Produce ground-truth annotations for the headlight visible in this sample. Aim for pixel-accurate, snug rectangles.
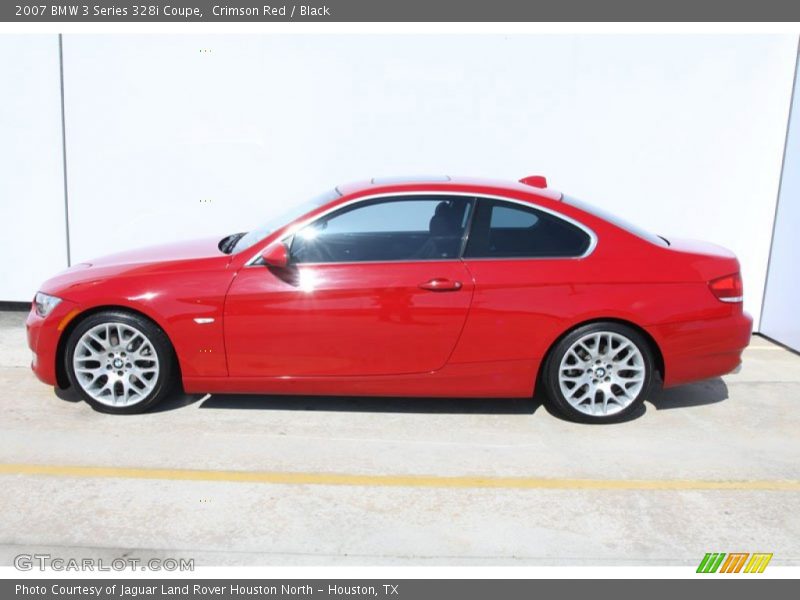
[34,292,62,318]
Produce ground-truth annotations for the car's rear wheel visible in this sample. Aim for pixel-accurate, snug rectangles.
[65,310,176,414]
[543,322,655,423]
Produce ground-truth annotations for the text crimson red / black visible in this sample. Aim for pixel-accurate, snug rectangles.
[213,5,332,17]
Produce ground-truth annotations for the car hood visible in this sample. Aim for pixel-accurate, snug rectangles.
[40,237,226,296]
[82,237,225,267]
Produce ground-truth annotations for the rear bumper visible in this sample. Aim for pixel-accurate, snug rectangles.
[25,299,79,387]
[649,310,753,388]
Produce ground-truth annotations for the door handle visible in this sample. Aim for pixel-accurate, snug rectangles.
[419,278,463,291]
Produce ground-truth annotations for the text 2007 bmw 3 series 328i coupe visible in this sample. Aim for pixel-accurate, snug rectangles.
[26,175,751,422]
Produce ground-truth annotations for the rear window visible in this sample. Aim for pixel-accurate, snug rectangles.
[562,195,668,247]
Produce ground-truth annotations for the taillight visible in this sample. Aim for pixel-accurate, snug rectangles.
[709,272,743,303]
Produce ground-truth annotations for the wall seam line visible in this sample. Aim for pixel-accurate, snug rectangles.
[58,33,71,267]
[759,35,800,330]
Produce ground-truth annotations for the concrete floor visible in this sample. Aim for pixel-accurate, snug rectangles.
[0,310,798,566]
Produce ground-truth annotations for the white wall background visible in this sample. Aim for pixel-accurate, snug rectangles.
[0,35,68,301]
[2,34,798,331]
[761,57,800,350]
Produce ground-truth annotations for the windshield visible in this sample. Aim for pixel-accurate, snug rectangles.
[562,194,668,247]
[231,188,341,254]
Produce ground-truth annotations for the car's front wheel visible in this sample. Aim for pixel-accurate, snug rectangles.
[543,322,655,423]
[65,310,176,414]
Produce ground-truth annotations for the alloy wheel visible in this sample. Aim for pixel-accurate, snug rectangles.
[72,322,160,407]
[557,331,646,417]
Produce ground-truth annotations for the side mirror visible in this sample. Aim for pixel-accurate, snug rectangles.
[260,243,289,269]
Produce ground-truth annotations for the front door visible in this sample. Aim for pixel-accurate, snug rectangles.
[224,195,475,377]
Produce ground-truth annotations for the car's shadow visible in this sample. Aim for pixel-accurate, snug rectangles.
[141,376,729,421]
[154,391,546,415]
[648,377,729,410]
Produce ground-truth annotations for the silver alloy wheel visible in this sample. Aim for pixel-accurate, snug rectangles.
[72,322,160,407]
[558,331,646,417]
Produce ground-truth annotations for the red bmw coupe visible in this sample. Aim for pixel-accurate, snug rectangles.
[26,175,751,422]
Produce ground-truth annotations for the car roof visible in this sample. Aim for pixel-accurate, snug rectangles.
[336,175,563,202]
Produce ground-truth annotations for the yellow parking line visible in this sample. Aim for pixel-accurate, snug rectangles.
[0,463,798,491]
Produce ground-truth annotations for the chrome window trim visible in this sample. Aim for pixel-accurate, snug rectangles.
[245,191,598,267]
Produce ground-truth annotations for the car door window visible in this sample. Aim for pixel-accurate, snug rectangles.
[290,196,473,263]
[464,198,591,258]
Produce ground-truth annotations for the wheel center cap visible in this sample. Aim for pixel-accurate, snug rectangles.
[595,367,606,378]
[112,358,124,369]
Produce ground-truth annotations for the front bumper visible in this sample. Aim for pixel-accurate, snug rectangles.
[26,299,80,386]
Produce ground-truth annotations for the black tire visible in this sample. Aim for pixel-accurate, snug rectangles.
[64,310,176,414]
[542,322,655,423]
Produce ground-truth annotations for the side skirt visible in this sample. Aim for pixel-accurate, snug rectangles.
[182,359,538,398]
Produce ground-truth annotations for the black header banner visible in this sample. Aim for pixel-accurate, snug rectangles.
[3,0,800,22]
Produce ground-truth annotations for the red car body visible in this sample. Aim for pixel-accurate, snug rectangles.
[26,176,752,399]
